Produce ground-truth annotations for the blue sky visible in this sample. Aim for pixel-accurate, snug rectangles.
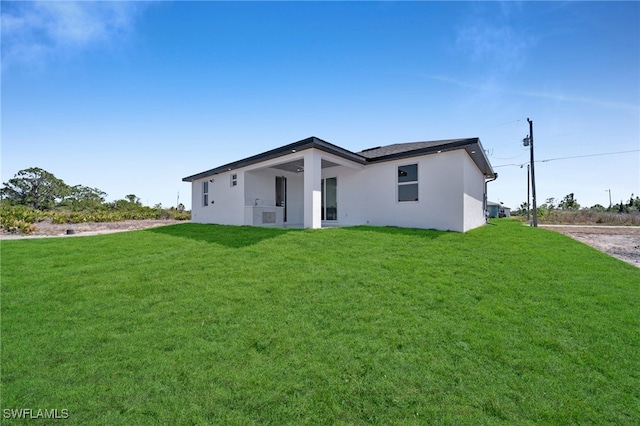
[2,1,638,210]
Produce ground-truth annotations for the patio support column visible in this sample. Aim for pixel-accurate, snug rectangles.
[303,150,322,229]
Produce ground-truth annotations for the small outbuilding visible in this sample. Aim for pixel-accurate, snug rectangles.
[487,201,511,218]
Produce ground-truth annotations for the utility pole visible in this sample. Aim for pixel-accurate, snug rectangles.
[523,118,537,227]
[606,189,612,209]
[527,164,531,221]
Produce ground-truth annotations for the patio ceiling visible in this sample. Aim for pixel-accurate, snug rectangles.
[270,159,340,174]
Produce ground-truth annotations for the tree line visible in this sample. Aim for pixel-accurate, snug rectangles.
[510,192,640,226]
[1,167,189,233]
[512,192,640,216]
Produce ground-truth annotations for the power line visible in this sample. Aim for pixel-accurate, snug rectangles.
[540,149,640,163]
[490,152,528,160]
[479,119,523,131]
[493,163,523,168]
[493,149,640,168]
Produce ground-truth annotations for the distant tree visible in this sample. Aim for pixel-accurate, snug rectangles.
[627,194,640,211]
[0,167,69,210]
[613,200,629,213]
[534,197,560,219]
[559,193,580,210]
[125,194,141,205]
[511,201,530,216]
[546,197,556,209]
[61,185,107,211]
[590,204,607,212]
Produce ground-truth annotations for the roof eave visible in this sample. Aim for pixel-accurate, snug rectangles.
[365,138,496,179]
[363,138,476,163]
[467,139,497,179]
[182,136,366,182]
[182,136,497,182]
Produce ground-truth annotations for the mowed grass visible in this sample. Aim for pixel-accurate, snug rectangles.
[1,220,638,424]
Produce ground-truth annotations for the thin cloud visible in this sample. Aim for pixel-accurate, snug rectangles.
[428,75,639,113]
[454,3,530,74]
[1,1,142,71]
[456,24,529,72]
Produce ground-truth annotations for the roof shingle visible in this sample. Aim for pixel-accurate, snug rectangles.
[357,138,476,160]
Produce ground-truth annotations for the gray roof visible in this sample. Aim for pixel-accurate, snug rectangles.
[183,136,496,182]
[358,139,471,159]
[357,137,496,179]
[487,201,511,208]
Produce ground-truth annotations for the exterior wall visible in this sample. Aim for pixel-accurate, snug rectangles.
[245,168,304,226]
[322,150,469,231]
[286,175,304,225]
[487,204,500,218]
[462,152,486,232]
[190,150,309,227]
[190,171,245,225]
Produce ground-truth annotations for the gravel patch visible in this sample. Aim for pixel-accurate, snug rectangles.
[540,225,640,268]
[0,219,187,240]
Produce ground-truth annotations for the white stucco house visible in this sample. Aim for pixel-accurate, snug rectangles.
[183,136,497,232]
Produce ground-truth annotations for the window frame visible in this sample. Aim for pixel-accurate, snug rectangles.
[202,181,209,207]
[397,163,419,203]
[230,173,238,187]
[321,177,338,221]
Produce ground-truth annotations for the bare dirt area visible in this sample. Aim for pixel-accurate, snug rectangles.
[540,225,640,268]
[0,219,187,240]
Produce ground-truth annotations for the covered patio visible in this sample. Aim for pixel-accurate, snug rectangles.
[242,149,362,228]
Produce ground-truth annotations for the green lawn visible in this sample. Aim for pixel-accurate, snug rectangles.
[1,220,638,424]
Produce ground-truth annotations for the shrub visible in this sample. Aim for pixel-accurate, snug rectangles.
[0,204,46,233]
[2,198,190,231]
[539,209,640,226]
[44,208,190,224]
[12,220,37,234]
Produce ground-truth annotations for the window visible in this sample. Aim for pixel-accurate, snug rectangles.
[202,181,209,207]
[397,164,418,202]
[231,173,238,187]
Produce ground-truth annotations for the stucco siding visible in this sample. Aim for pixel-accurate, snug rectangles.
[245,168,305,226]
[422,151,464,231]
[189,145,490,232]
[320,151,468,231]
[190,171,245,225]
[462,151,486,232]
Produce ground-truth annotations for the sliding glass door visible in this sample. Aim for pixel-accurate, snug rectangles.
[321,177,337,221]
